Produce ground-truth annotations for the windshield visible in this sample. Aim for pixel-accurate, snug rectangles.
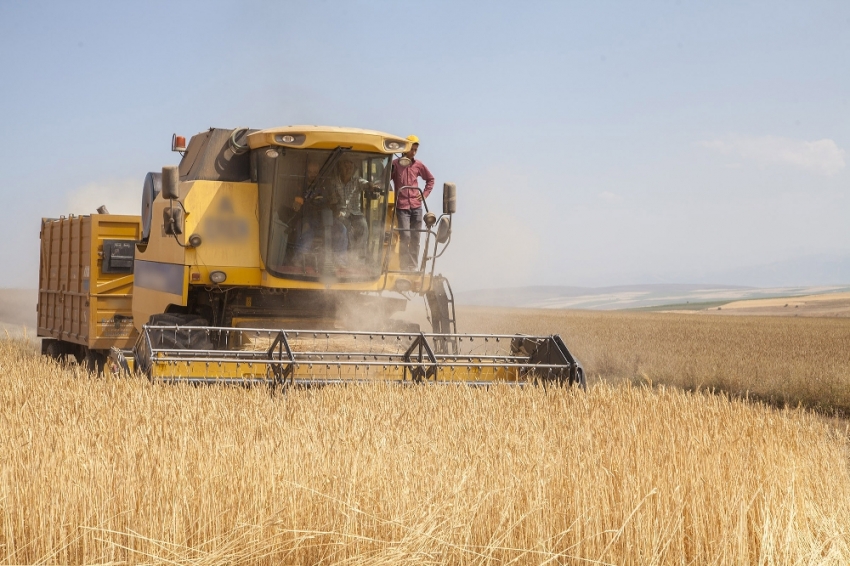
[256,148,391,281]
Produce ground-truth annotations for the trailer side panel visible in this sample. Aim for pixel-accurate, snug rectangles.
[38,214,142,351]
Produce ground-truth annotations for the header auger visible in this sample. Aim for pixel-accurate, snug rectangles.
[39,125,585,388]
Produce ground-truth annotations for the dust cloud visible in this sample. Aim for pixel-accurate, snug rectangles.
[437,167,546,291]
[0,289,38,337]
[335,291,431,333]
[63,179,140,217]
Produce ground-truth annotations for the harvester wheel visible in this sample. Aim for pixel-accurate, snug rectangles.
[146,313,214,350]
[425,277,452,335]
[134,313,215,378]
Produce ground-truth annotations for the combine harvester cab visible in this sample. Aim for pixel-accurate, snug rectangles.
[104,125,585,387]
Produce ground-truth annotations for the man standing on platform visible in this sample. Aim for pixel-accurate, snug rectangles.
[391,135,435,270]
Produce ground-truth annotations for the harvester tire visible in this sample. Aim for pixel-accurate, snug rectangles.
[425,277,452,335]
[146,313,214,351]
[134,313,215,379]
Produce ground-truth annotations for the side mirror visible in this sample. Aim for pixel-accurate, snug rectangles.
[397,156,412,167]
[161,166,179,200]
[436,216,451,244]
[443,182,456,214]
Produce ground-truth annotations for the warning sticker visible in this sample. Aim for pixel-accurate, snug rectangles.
[98,317,134,338]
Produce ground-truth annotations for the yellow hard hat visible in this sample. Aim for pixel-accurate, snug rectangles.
[406,135,420,145]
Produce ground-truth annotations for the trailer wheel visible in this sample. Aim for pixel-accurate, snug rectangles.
[84,349,107,376]
[44,340,63,360]
[44,339,78,363]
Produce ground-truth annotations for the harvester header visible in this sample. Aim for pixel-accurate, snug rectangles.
[130,327,584,387]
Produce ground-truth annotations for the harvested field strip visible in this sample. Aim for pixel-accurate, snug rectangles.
[459,307,850,414]
[1,339,849,564]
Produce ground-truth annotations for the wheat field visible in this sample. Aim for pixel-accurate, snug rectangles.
[459,306,850,414]
[2,330,850,564]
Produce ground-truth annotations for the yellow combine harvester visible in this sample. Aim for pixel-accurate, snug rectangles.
[38,126,584,387]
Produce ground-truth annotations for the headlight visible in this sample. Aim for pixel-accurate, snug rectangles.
[209,271,227,284]
[274,133,306,145]
[384,139,407,151]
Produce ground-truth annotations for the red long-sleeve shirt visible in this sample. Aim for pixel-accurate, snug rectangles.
[391,158,435,210]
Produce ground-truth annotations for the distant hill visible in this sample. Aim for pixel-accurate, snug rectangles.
[700,254,850,288]
[454,284,850,310]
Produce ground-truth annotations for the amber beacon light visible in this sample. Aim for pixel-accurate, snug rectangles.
[171,134,186,152]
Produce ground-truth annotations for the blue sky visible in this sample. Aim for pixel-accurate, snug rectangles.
[1,1,848,290]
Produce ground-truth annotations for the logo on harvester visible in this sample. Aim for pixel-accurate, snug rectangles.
[200,195,250,242]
